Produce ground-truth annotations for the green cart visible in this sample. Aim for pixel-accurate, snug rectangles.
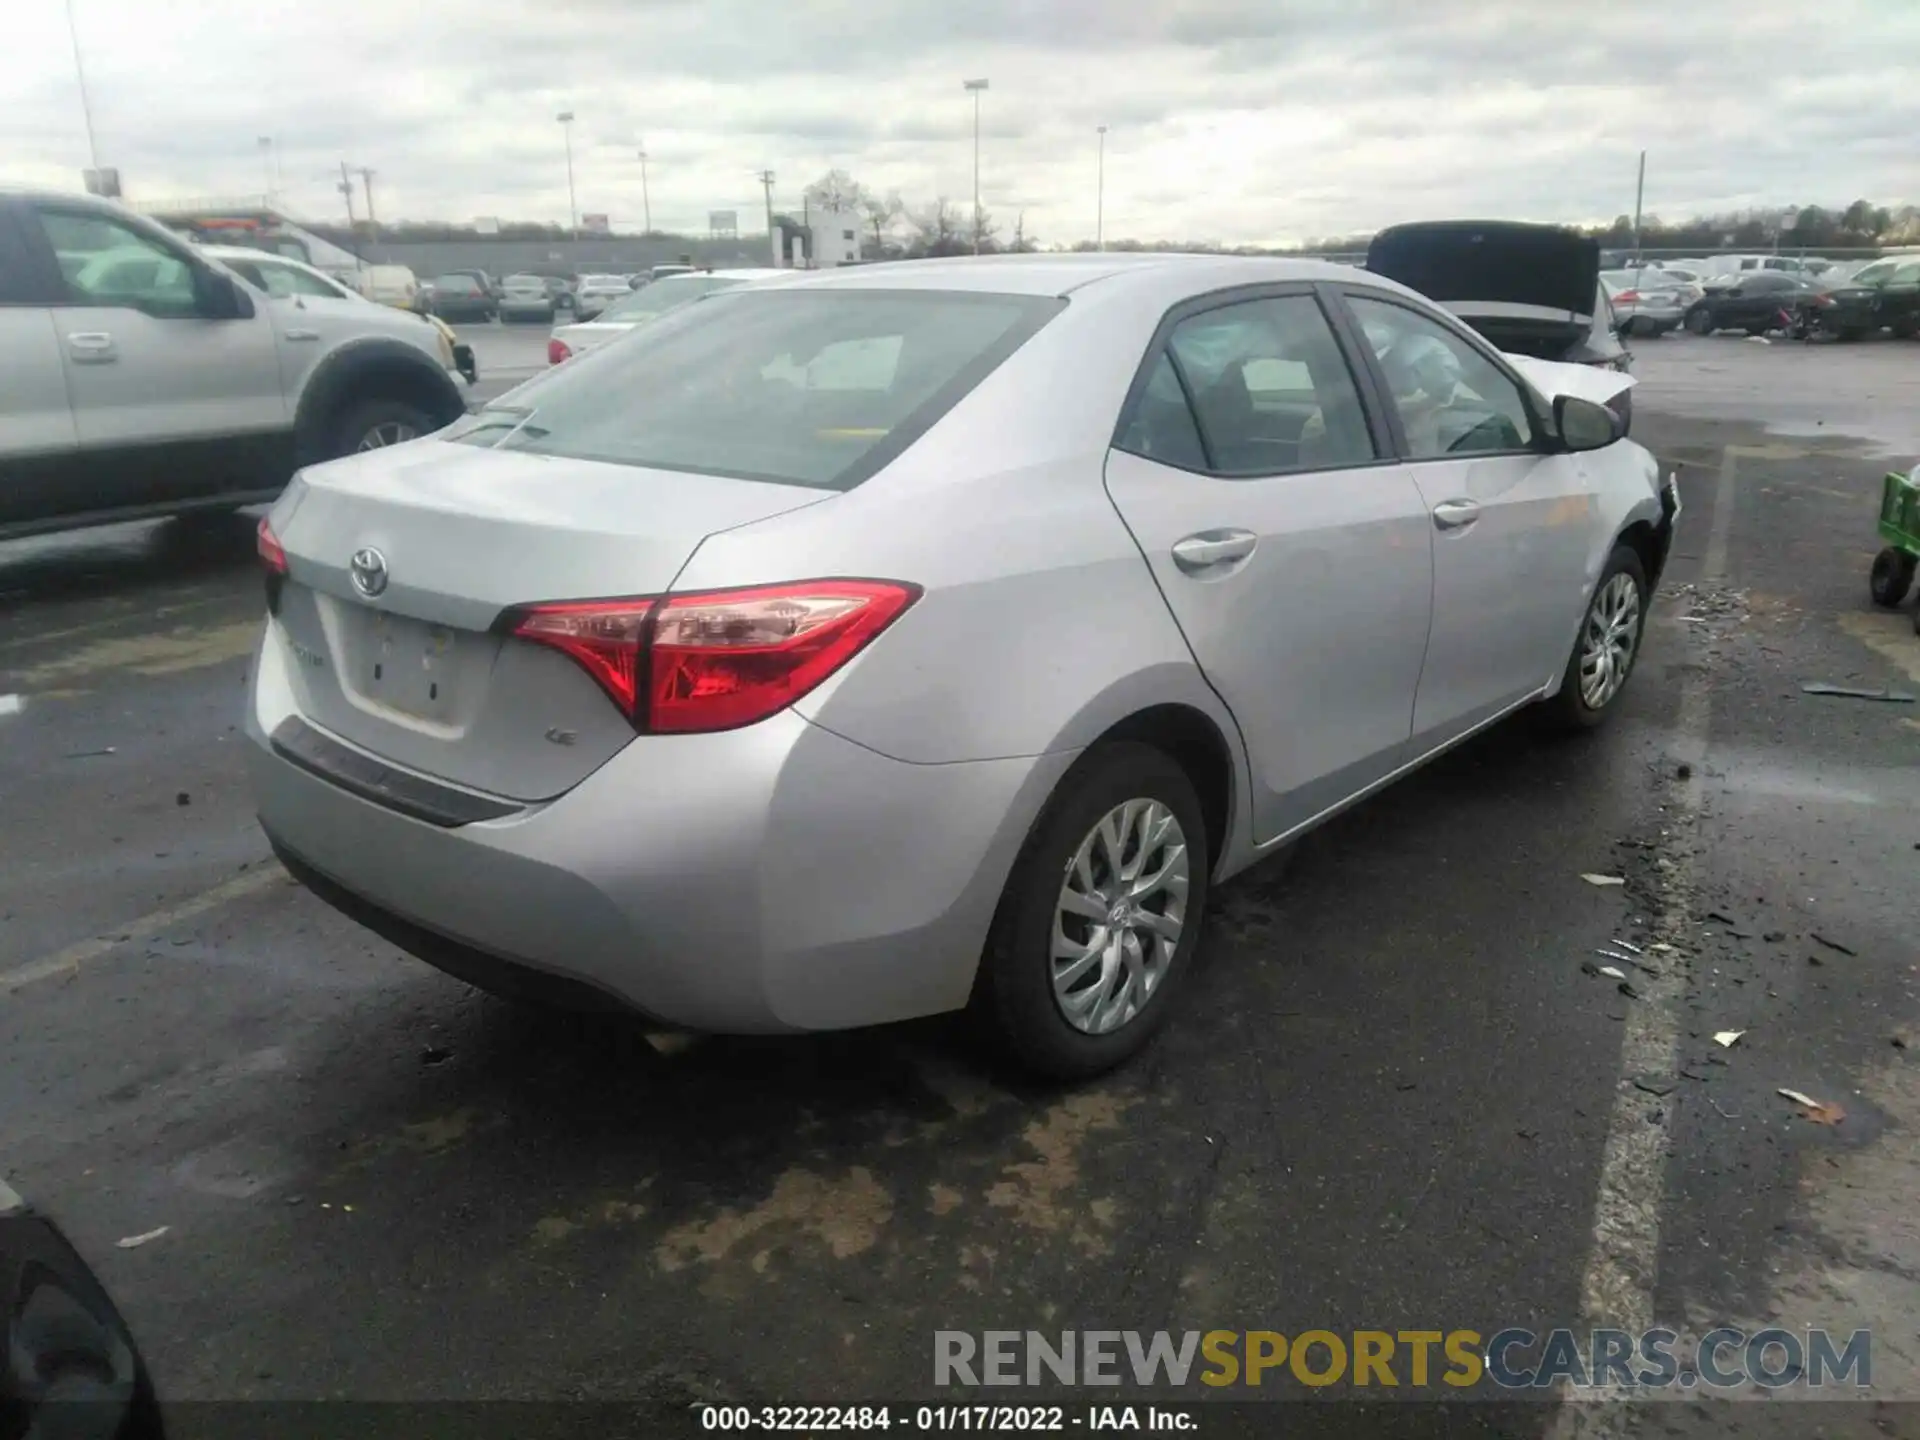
[1869,466,1920,634]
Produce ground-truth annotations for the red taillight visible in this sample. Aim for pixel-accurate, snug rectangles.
[1613,290,1640,305]
[548,337,572,365]
[256,516,288,575]
[506,580,920,733]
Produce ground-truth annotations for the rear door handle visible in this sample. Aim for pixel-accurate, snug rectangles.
[67,332,116,363]
[1171,530,1258,574]
[1432,499,1481,532]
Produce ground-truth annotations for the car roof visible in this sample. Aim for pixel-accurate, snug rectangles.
[752,253,1369,299]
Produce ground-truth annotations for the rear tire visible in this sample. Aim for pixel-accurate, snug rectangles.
[976,742,1210,1080]
[329,398,436,459]
[1541,545,1649,733]
[1870,547,1916,608]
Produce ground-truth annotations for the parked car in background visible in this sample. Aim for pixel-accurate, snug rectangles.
[650,262,697,281]
[1649,262,1706,285]
[547,267,786,363]
[499,273,557,323]
[1601,268,1696,336]
[422,272,498,324]
[442,267,499,299]
[249,253,1677,1077]
[0,188,467,539]
[358,263,421,311]
[1683,270,1819,335]
[571,274,635,319]
[204,245,477,385]
[1701,254,1810,277]
[1806,257,1920,340]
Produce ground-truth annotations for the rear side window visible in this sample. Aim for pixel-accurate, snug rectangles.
[1125,294,1375,477]
[453,289,1062,491]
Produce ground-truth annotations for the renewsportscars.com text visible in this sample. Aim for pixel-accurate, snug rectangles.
[934,1328,1871,1391]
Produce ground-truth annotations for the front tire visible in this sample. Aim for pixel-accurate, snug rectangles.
[977,742,1211,1080]
[1542,545,1649,732]
[1684,307,1713,335]
[1870,547,1916,608]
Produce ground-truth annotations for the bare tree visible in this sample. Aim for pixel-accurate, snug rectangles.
[907,197,967,257]
[805,168,868,214]
[863,189,905,255]
[1007,212,1037,253]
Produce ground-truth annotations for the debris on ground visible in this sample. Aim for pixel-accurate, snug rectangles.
[1799,682,1916,703]
[1777,1089,1847,1126]
[1713,1030,1746,1049]
[1810,933,1857,957]
[1617,981,1641,1000]
[1582,873,1627,888]
[65,747,115,759]
[644,1031,699,1057]
[1633,1075,1676,1097]
[1705,911,1737,926]
[1763,931,1785,943]
[116,1226,169,1249]
[175,791,192,806]
[1598,965,1628,980]
[420,1045,452,1066]
[0,695,21,716]
[1610,938,1644,955]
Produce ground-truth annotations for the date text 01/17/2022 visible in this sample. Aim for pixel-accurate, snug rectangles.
[695,1405,1197,1431]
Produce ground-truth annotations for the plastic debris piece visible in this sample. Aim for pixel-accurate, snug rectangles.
[1799,682,1915,703]
[1633,1075,1675,1097]
[1713,1030,1745,1048]
[64,748,115,759]
[1599,965,1628,980]
[1610,938,1644,955]
[116,1226,169,1249]
[0,695,21,716]
[1582,873,1627,887]
[1777,1089,1846,1125]
[1810,933,1857,957]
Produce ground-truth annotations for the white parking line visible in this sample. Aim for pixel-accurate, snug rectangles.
[1549,448,1738,1434]
[0,865,286,995]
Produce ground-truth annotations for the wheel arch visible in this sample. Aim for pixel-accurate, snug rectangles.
[294,339,466,464]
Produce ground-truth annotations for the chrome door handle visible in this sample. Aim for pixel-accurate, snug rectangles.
[283,328,321,341]
[1431,499,1481,531]
[1171,530,1258,573]
[67,332,116,363]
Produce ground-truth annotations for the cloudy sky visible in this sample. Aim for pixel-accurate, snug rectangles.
[5,0,1917,246]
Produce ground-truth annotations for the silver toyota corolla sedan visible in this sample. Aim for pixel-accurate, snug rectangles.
[248,254,1679,1077]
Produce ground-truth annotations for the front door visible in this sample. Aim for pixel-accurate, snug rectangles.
[28,202,288,512]
[1103,289,1434,845]
[1341,291,1592,751]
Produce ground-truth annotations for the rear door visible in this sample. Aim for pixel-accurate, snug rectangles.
[26,201,288,512]
[0,200,80,529]
[1102,287,1434,844]
[1338,289,1592,750]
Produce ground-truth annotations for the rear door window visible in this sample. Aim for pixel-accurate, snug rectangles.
[453,289,1062,491]
[1152,294,1376,475]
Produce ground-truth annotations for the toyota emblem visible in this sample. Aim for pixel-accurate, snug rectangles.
[349,546,389,599]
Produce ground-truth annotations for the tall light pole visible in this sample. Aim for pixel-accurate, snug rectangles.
[258,136,275,204]
[357,167,378,237]
[757,169,777,264]
[1631,149,1646,261]
[64,0,101,172]
[963,78,988,255]
[637,146,652,235]
[1096,125,1108,251]
[557,111,578,240]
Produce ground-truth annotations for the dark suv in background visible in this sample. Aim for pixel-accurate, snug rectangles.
[423,273,497,324]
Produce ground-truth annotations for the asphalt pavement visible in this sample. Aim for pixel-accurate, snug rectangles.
[2,329,1919,1435]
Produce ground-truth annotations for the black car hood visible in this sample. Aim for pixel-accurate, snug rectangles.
[1367,221,1601,322]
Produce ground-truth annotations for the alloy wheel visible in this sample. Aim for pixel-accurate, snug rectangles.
[1578,572,1641,711]
[357,421,419,451]
[1050,798,1190,1035]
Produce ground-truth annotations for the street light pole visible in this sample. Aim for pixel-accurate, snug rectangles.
[63,0,101,172]
[1632,149,1646,261]
[1096,125,1108,251]
[637,147,652,235]
[557,111,578,240]
[258,136,275,205]
[963,78,988,255]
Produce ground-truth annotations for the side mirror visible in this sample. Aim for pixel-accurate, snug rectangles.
[195,268,253,320]
[1555,394,1622,453]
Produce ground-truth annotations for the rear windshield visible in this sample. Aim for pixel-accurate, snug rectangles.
[451,288,1062,491]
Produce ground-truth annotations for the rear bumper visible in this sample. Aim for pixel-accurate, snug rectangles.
[245,625,1071,1032]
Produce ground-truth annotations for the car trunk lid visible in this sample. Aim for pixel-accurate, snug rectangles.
[1367,221,1602,354]
[266,439,829,800]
